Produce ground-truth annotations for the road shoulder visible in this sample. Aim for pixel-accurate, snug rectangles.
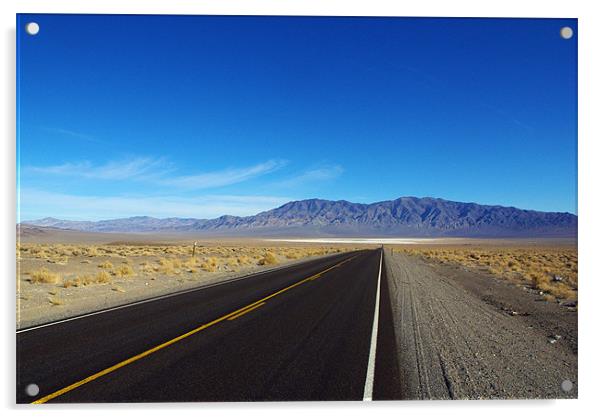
[384,249,577,399]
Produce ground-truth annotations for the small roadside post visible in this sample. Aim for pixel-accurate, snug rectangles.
[192,241,198,258]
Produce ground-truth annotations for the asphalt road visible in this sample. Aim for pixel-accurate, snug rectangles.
[17,248,400,403]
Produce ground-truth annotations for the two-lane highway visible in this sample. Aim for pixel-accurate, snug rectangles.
[17,249,400,403]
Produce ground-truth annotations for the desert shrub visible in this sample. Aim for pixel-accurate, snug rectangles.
[64,271,112,287]
[96,270,113,283]
[398,245,577,301]
[258,252,278,266]
[183,258,199,273]
[64,277,81,288]
[85,246,99,257]
[48,296,64,306]
[183,257,198,268]
[200,257,219,272]
[237,255,252,265]
[285,251,300,259]
[29,268,61,284]
[199,263,214,272]
[156,258,175,274]
[530,272,553,292]
[29,246,49,259]
[48,255,69,265]
[115,264,135,278]
[98,261,114,269]
[141,263,155,274]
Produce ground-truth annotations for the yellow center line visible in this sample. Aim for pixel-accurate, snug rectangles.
[31,253,360,404]
[308,273,322,281]
[227,302,266,321]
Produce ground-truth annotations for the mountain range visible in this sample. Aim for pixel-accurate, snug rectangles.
[22,197,577,238]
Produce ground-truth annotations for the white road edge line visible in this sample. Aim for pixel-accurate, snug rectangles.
[363,248,383,401]
[16,252,354,334]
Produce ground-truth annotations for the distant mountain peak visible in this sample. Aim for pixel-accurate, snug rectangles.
[22,196,577,237]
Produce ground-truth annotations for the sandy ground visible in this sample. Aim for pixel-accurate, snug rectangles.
[384,249,577,399]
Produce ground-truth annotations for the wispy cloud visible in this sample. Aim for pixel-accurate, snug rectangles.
[25,158,287,190]
[159,159,288,190]
[44,127,104,144]
[274,165,344,188]
[27,157,170,181]
[19,188,292,221]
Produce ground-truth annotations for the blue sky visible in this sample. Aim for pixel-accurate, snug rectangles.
[17,15,577,221]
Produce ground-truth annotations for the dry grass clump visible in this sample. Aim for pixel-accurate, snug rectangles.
[24,245,49,259]
[115,264,135,278]
[63,271,113,288]
[28,268,61,284]
[96,270,113,284]
[98,261,114,269]
[158,258,174,269]
[140,262,156,275]
[258,252,278,266]
[237,255,253,265]
[183,257,198,268]
[63,277,86,288]
[282,249,303,259]
[221,257,240,272]
[182,258,199,273]
[85,246,99,257]
[155,258,179,274]
[200,257,219,272]
[48,255,69,265]
[396,246,577,301]
[48,296,64,306]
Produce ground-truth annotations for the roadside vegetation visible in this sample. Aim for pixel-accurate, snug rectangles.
[27,267,61,284]
[394,246,577,302]
[17,243,351,306]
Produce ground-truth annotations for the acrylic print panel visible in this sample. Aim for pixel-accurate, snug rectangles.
[16,14,577,403]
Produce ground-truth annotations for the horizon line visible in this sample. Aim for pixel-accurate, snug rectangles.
[20,195,578,224]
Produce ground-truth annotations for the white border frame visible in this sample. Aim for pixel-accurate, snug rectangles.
[3,1,600,417]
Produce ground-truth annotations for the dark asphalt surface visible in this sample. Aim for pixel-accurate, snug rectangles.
[17,248,400,403]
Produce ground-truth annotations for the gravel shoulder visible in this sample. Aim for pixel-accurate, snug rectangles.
[384,250,577,399]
